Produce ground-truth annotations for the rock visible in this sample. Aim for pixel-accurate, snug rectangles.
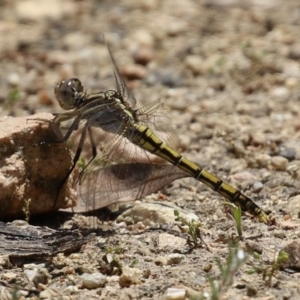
[252,181,264,193]
[158,233,186,251]
[133,47,155,66]
[81,273,107,289]
[277,146,296,161]
[165,287,186,300]
[281,240,300,270]
[185,55,204,74]
[120,64,148,80]
[0,114,76,219]
[273,229,286,239]
[166,253,185,265]
[270,87,289,99]
[256,153,271,168]
[270,156,288,171]
[117,201,199,225]
[288,43,300,59]
[247,284,258,297]
[119,267,142,287]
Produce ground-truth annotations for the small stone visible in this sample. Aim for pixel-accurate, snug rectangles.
[185,55,203,75]
[247,284,258,297]
[246,241,263,254]
[252,181,264,193]
[133,47,155,66]
[285,77,298,88]
[165,287,186,300]
[7,73,20,86]
[120,64,147,80]
[202,263,212,272]
[256,154,271,168]
[273,230,286,239]
[119,267,142,287]
[81,273,107,289]
[250,133,267,146]
[2,272,17,281]
[166,253,185,265]
[277,146,296,161]
[39,289,60,299]
[63,285,78,294]
[38,90,53,105]
[119,202,199,225]
[289,43,300,59]
[270,87,289,99]
[158,233,186,250]
[281,240,300,270]
[271,156,288,171]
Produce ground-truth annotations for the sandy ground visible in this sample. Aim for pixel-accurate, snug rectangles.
[0,0,300,299]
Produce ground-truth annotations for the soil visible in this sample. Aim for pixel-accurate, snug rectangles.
[0,0,300,299]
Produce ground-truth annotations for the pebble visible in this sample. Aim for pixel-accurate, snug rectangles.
[7,72,20,86]
[119,267,142,287]
[252,181,264,193]
[282,61,300,77]
[119,201,199,225]
[38,90,53,105]
[39,289,60,299]
[158,233,187,250]
[185,55,203,74]
[247,284,258,297]
[81,273,107,289]
[165,287,186,300]
[288,43,300,59]
[270,156,288,171]
[282,240,300,269]
[166,253,185,265]
[270,87,289,99]
[2,272,17,281]
[256,153,271,168]
[158,71,181,88]
[133,47,155,65]
[120,64,147,80]
[277,146,296,161]
[285,77,298,88]
[246,241,263,254]
[273,229,286,239]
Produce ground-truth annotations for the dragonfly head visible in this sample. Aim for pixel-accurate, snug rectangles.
[54,78,84,110]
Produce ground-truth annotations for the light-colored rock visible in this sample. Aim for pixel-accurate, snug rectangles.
[270,156,288,171]
[119,266,142,287]
[166,253,186,265]
[0,114,76,219]
[118,201,199,225]
[81,273,107,289]
[165,287,186,300]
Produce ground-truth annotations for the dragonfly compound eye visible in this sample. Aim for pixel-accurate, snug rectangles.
[54,78,83,110]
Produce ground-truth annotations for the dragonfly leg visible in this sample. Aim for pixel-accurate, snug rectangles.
[53,119,87,208]
[78,125,97,183]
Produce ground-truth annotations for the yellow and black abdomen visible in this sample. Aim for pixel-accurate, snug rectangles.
[131,124,269,224]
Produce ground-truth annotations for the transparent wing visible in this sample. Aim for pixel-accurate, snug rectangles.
[77,163,188,212]
[107,44,137,107]
[68,100,180,211]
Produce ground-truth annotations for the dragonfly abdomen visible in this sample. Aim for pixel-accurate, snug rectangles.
[132,123,268,223]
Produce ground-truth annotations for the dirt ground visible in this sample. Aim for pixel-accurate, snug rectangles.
[0,0,300,299]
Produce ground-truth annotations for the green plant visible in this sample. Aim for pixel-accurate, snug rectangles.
[222,202,243,241]
[174,210,203,248]
[248,250,289,287]
[193,247,249,300]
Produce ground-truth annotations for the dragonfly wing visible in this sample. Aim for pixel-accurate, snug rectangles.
[77,163,188,212]
[107,44,137,107]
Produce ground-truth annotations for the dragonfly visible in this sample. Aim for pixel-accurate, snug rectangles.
[51,45,269,224]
